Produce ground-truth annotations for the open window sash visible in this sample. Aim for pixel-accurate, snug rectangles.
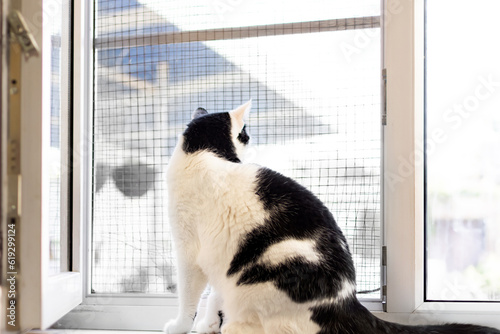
[2,0,86,330]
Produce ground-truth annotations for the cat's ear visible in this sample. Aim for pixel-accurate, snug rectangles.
[192,107,208,120]
[229,100,252,131]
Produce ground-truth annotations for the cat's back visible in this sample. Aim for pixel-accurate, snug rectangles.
[227,165,357,305]
[254,167,342,232]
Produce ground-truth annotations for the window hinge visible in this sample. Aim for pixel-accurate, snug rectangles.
[381,245,387,312]
[382,68,387,126]
[7,10,40,60]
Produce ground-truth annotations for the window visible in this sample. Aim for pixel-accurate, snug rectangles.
[5,0,500,332]
[382,0,500,327]
[90,0,382,308]
[425,0,500,302]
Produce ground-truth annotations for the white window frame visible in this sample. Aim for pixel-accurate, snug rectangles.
[380,0,500,328]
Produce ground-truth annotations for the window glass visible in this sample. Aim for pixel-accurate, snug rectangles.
[47,0,72,275]
[426,0,500,301]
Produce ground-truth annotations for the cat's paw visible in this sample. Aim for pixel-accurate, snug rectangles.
[193,317,221,334]
[163,317,193,334]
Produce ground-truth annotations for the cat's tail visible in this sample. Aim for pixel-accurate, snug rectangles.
[313,298,500,334]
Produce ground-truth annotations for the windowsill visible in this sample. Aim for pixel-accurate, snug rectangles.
[30,310,500,333]
[28,331,161,334]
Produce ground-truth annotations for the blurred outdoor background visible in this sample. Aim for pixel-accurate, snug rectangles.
[426,0,500,301]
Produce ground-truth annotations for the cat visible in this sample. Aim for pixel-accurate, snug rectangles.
[164,101,500,334]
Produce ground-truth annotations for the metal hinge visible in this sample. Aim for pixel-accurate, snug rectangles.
[7,10,40,60]
[381,245,387,311]
[382,246,387,312]
[382,68,387,126]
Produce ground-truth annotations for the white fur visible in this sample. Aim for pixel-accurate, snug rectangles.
[310,278,356,307]
[164,103,325,334]
[229,100,252,159]
[258,238,321,267]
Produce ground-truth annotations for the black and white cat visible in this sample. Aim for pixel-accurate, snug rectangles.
[164,101,500,334]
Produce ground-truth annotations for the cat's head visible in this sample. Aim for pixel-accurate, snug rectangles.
[182,101,252,163]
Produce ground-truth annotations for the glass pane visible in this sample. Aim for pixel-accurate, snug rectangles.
[92,0,381,297]
[426,0,500,301]
[47,0,71,275]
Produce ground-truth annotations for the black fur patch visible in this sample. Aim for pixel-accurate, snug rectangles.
[182,112,241,163]
[227,167,355,303]
[237,125,250,145]
[236,258,347,303]
[309,299,381,334]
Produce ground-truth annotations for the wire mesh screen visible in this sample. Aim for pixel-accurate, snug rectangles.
[91,0,381,298]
